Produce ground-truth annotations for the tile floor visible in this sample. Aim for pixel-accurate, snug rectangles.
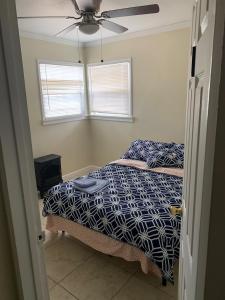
[40,201,178,300]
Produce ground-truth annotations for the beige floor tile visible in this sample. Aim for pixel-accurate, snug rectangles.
[48,277,56,290]
[61,255,132,300]
[104,255,140,274]
[66,234,100,256]
[135,270,161,288]
[113,276,173,300]
[45,236,94,282]
[50,285,77,300]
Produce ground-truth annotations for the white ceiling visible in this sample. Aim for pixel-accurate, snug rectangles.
[16,0,192,43]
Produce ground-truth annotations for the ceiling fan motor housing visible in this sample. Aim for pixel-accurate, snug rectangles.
[79,13,99,34]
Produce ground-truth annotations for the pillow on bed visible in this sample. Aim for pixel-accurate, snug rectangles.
[121,139,175,161]
[147,145,184,168]
[121,140,156,161]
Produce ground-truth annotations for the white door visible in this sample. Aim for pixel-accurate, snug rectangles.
[179,0,223,299]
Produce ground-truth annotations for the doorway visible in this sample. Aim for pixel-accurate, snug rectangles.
[0,0,225,299]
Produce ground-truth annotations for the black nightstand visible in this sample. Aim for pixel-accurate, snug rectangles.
[34,154,63,198]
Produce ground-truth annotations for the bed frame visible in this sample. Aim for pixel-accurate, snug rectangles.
[46,214,167,286]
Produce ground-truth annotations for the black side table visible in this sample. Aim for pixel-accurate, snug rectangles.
[34,154,63,198]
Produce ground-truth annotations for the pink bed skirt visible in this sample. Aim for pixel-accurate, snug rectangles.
[46,215,162,279]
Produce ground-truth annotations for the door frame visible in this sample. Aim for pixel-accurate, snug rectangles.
[0,0,225,299]
[0,0,49,299]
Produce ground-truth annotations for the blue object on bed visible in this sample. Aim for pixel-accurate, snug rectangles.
[121,139,172,161]
[74,176,97,188]
[147,149,184,168]
[43,163,183,283]
[122,139,184,167]
[74,178,109,194]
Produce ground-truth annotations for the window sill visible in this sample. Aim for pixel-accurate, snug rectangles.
[42,114,134,125]
[42,115,87,125]
[89,115,134,123]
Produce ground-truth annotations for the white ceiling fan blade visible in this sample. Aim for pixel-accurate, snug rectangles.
[71,0,81,14]
[99,19,128,33]
[55,23,80,37]
[17,16,77,20]
[101,4,160,18]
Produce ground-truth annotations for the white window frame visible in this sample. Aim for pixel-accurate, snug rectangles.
[37,59,87,125]
[87,59,133,122]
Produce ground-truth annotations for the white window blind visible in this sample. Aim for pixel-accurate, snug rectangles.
[88,61,132,118]
[38,62,85,122]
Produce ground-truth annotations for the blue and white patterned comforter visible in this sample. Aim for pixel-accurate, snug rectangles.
[43,163,183,282]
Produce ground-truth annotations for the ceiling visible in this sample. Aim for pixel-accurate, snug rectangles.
[16,0,192,43]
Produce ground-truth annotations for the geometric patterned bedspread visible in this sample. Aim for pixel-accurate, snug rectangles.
[43,163,183,283]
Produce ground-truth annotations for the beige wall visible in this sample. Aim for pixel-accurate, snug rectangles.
[20,37,92,175]
[21,28,190,172]
[85,28,190,166]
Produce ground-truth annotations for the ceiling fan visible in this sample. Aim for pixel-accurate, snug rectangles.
[18,0,160,36]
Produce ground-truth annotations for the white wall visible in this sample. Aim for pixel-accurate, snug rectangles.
[85,28,190,166]
[20,27,190,172]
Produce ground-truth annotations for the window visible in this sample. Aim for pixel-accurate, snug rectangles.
[87,60,132,121]
[38,61,85,124]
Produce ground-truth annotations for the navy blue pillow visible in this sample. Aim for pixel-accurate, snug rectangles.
[121,139,176,162]
[147,144,184,168]
[146,151,179,168]
[121,140,155,161]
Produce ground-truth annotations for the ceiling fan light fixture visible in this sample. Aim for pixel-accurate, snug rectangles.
[79,23,99,34]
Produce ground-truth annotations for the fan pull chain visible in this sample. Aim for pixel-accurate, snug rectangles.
[100,27,104,63]
[76,27,81,63]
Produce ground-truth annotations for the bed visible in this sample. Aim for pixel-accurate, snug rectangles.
[43,140,184,284]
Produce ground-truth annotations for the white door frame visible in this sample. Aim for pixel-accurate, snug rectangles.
[1,0,225,299]
[0,0,49,299]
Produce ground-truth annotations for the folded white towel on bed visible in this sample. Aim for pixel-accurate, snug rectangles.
[74,176,96,188]
[74,177,109,195]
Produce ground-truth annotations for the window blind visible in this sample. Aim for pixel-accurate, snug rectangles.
[39,63,85,120]
[88,61,131,117]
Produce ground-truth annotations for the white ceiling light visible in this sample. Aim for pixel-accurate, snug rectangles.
[79,23,99,35]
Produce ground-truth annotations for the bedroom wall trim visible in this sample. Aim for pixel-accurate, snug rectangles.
[62,165,100,181]
[80,20,191,47]
[19,20,191,48]
[19,30,82,47]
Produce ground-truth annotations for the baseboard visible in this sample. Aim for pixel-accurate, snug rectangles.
[62,165,100,181]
